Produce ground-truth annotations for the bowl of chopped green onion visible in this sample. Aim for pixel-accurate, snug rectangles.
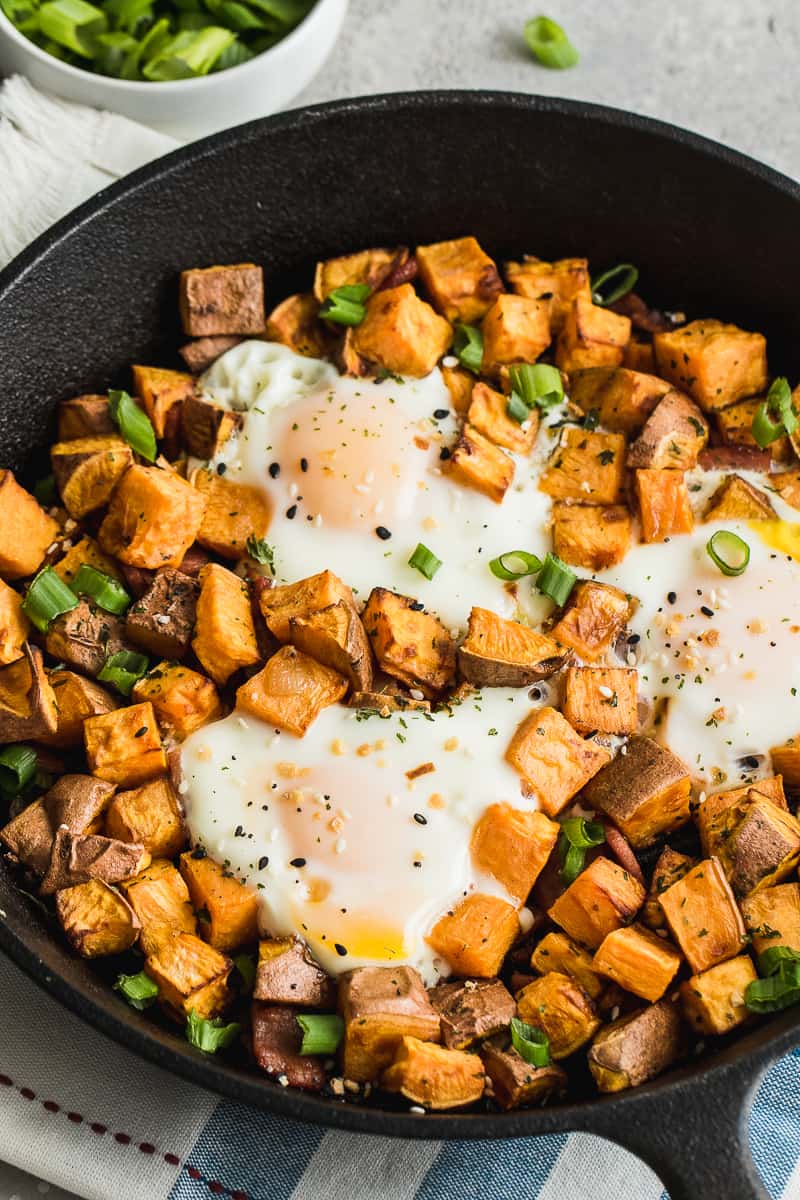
[0,0,347,138]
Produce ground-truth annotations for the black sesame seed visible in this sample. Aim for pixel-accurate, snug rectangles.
[740,755,760,770]
[413,813,428,825]
[433,408,449,420]
[269,462,280,478]
[667,591,677,605]
[134,726,147,738]
[234,825,245,837]
[258,855,269,870]
[413,860,422,868]
[375,526,392,540]
[216,462,227,475]
[290,857,306,868]
[300,457,308,472]
[286,504,298,519]
[627,633,641,645]
[700,605,714,618]
[191,846,207,859]
[335,943,348,957]
[410,601,424,612]
[439,447,452,461]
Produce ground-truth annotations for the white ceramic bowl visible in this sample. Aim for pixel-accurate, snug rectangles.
[0,0,348,140]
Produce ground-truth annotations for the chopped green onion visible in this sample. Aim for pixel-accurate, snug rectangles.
[98,650,149,696]
[558,817,605,885]
[751,377,797,447]
[22,566,79,633]
[319,284,370,327]
[38,0,107,57]
[114,970,159,1011]
[506,392,531,424]
[0,745,38,797]
[508,362,564,411]
[408,543,442,580]
[488,550,542,581]
[108,389,157,462]
[71,564,131,614]
[591,263,639,307]
[536,552,576,606]
[233,953,257,993]
[759,946,800,978]
[745,960,800,1014]
[246,535,275,573]
[185,1008,241,1053]
[296,1013,344,1055]
[523,15,578,69]
[509,1017,551,1066]
[33,474,57,506]
[143,25,236,78]
[706,530,750,577]
[0,0,39,34]
[94,29,139,74]
[452,323,484,375]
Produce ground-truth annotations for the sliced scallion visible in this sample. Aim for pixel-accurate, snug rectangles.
[0,745,38,796]
[98,650,149,696]
[296,1013,344,1056]
[452,323,484,375]
[488,550,542,581]
[706,530,750,577]
[114,969,159,1010]
[751,377,797,447]
[759,946,800,978]
[185,1008,241,1053]
[246,535,275,573]
[71,563,132,614]
[22,566,79,633]
[745,961,800,1014]
[591,263,639,307]
[558,816,605,885]
[108,389,157,461]
[523,15,578,69]
[510,1017,551,1066]
[319,284,370,327]
[536,552,576,606]
[39,0,107,57]
[506,392,531,424]
[33,474,57,505]
[508,362,563,411]
[408,542,442,580]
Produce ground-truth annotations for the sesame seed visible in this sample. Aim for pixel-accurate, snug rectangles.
[286,504,298,519]
[269,462,280,478]
[375,526,392,540]
[300,457,308,472]
[290,857,306,868]
[335,943,348,956]
[258,856,269,870]
[433,408,449,420]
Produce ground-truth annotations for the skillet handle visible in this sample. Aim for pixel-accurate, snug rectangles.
[584,1059,770,1200]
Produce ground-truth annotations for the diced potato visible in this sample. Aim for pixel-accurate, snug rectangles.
[237,645,347,736]
[313,246,406,301]
[50,436,133,519]
[505,255,591,334]
[444,423,515,503]
[539,429,626,504]
[653,319,767,411]
[556,295,631,372]
[581,735,691,848]
[679,955,756,1036]
[145,931,232,1019]
[458,606,568,687]
[552,502,631,571]
[180,335,242,374]
[441,363,474,414]
[0,774,114,875]
[181,393,243,459]
[44,598,126,678]
[635,468,695,542]
[697,778,788,859]
[98,465,207,570]
[179,263,265,337]
[40,826,149,894]
[416,236,503,323]
[740,883,800,959]
[588,999,684,1092]
[548,856,646,950]
[623,335,656,374]
[642,846,696,930]
[362,588,456,699]
[52,535,123,585]
[771,740,800,789]
[530,931,606,1000]
[427,893,519,977]
[471,803,558,904]
[258,570,355,643]
[569,367,670,434]
[0,579,28,666]
[56,879,140,958]
[254,937,334,1008]
[480,1042,567,1110]
[265,292,331,359]
[467,381,539,454]
[0,645,58,742]
[480,294,551,375]
[289,600,373,692]
[592,923,681,1003]
[516,972,601,1058]
[252,1002,326,1090]
[716,397,792,463]
[105,777,186,858]
[772,469,800,510]
[41,670,117,750]
[348,690,430,715]
[703,473,775,521]
[381,1036,485,1110]
[126,568,199,661]
[189,468,271,561]
[352,284,452,377]
[429,978,515,1049]
[84,701,167,787]
[120,858,196,955]
[550,580,633,662]
[505,706,611,818]
[132,365,195,438]
[562,666,638,736]
[626,390,709,470]
[57,394,114,440]
[658,857,747,973]
[193,563,260,685]
[179,850,260,952]
[0,470,59,580]
[338,964,441,1082]
[715,796,800,897]
[133,662,221,742]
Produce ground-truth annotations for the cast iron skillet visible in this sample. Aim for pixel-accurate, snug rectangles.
[1,90,799,1200]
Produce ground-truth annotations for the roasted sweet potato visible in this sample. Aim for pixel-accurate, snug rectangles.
[539,428,626,504]
[265,293,331,359]
[697,778,787,859]
[50,435,133,519]
[179,851,259,951]
[550,580,633,662]
[714,796,800,897]
[740,883,800,959]
[556,295,631,372]
[133,662,221,742]
[770,740,800,789]
[441,363,474,415]
[653,319,767,411]
[179,335,242,374]
[480,294,551,375]
[480,1040,567,1110]
[562,666,638,736]
[105,776,186,858]
[1,773,115,874]
[258,570,355,643]
[362,588,456,699]
[125,568,199,661]
[427,893,519,978]
[716,396,792,463]
[429,978,515,1050]
[470,803,558,904]
[0,471,59,580]
[52,535,122,586]
[623,333,656,373]
[516,971,601,1058]
[593,923,681,1003]
[145,930,232,1020]
[347,690,430,715]
[444,423,515,503]
[581,735,691,848]
[642,846,696,930]
[635,467,695,542]
[548,856,646,950]
[658,857,747,973]
[530,931,606,1001]
[40,826,149,894]
[773,469,800,510]
[587,999,684,1092]
[699,445,772,473]
[505,255,590,334]
[0,644,58,742]
[679,954,756,1036]
[703,473,775,521]
[179,263,265,337]
[132,365,195,439]
[193,563,260,685]
[0,579,28,666]
[338,965,441,1082]
[505,706,610,818]
[45,599,127,677]
[313,246,406,301]
[351,284,451,377]
[381,1036,485,1109]
[99,465,207,570]
[37,670,116,750]
[416,236,503,323]
[84,701,167,786]
[57,394,115,440]
[236,645,347,736]
[458,606,568,687]
[552,502,631,571]
[181,393,243,459]
[289,600,373,692]
[253,938,334,1008]
[568,367,670,434]
[251,1002,326,1091]
[626,390,709,470]
[56,879,140,957]
[120,857,196,955]
[466,381,539,454]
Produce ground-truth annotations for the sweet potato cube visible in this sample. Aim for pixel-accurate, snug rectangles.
[57,394,115,440]
[84,701,167,786]
[253,938,334,1008]
[265,292,331,359]
[653,319,767,411]
[51,435,133,519]
[381,1036,485,1110]
[0,579,28,666]
[1,773,115,875]
[588,999,684,1092]
[548,856,646,950]
[458,606,568,688]
[44,598,126,678]
[429,978,515,1050]
[99,465,206,570]
[0,471,58,580]
[580,735,691,848]
[680,955,756,1036]
[120,858,196,955]
[40,826,149,895]
[539,428,626,504]
[236,645,347,736]
[441,363,474,414]
[338,964,441,1082]
[427,894,519,978]
[623,335,656,373]
[105,777,186,858]
[771,740,800,789]
[658,857,747,973]
[0,645,58,742]
[626,390,709,470]
[180,335,242,374]
[444,423,515,503]
[252,1002,326,1091]
[181,393,243,459]
[132,365,195,438]
[530,931,606,1000]
[416,236,503,323]
[550,580,632,662]
[552,502,631,571]
[480,293,551,375]
[703,473,775,521]
[516,972,601,1058]
[191,470,271,561]
[715,796,800,897]
[53,535,123,586]
[569,367,670,435]
[716,396,792,462]
[593,923,681,1003]
[642,846,696,930]
[362,588,456,698]
[351,284,452,377]
[126,568,199,661]
[145,931,232,1020]
[471,803,559,904]
[133,662,221,741]
[313,246,405,301]
[467,381,539,454]
[289,600,373,692]
[179,263,265,337]
[505,706,610,818]
[562,667,638,736]
[42,670,117,751]
[179,851,259,952]
[258,570,355,644]
[56,879,140,958]
[635,468,694,542]
[480,1042,567,1110]
[556,295,630,372]
[740,883,800,959]
[773,469,800,510]
[505,255,590,334]
[193,563,260,685]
